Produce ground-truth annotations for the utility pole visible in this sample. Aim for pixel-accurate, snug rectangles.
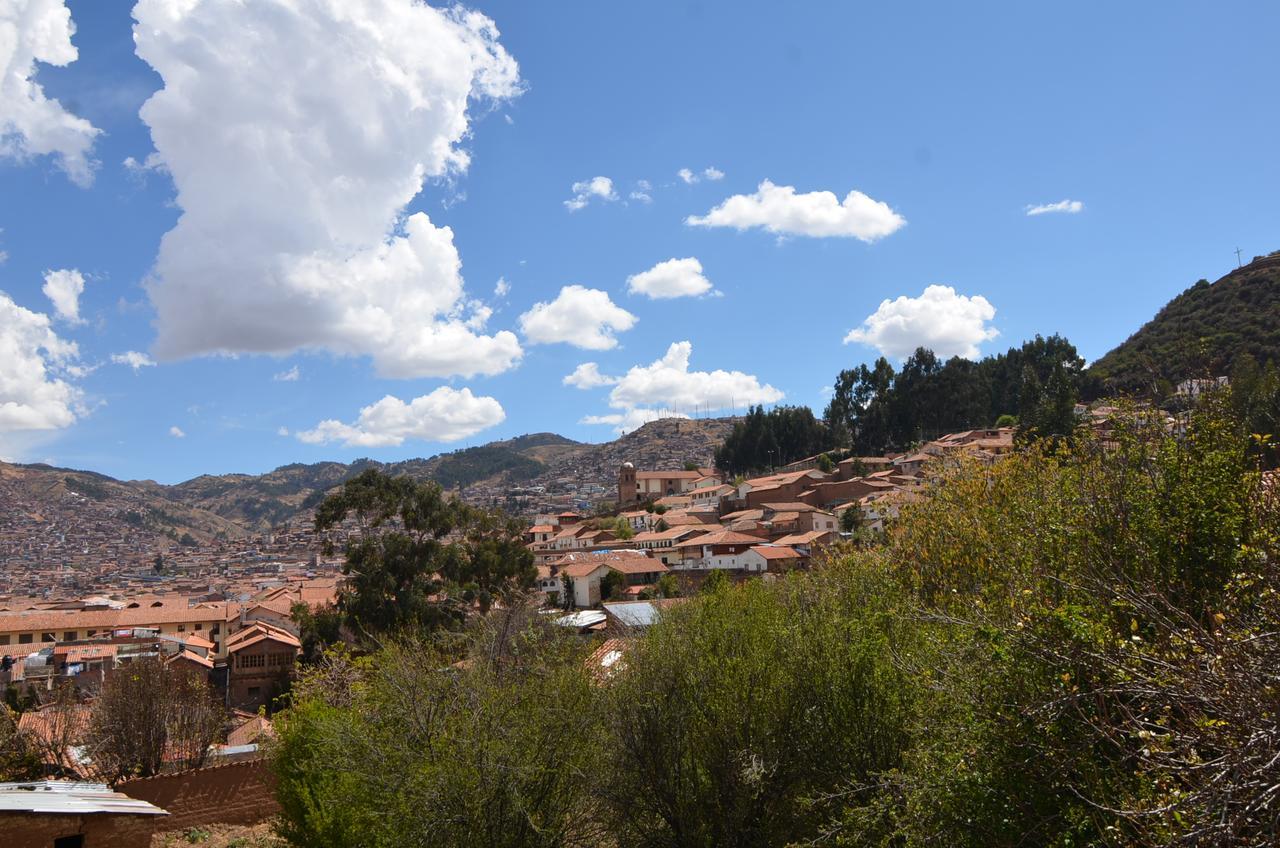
[1236,247,1244,268]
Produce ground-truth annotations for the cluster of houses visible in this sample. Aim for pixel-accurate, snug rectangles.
[527,428,1017,609]
[0,578,337,715]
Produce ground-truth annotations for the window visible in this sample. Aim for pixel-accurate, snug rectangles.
[54,835,85,848]
[87,630,96,637]
[195,623,203,630]
[211,624,220,635]
[0,635,8,646]
[177,625,185,632]
[42,632,54,643]
[247,686,261,700]
[18,634,32,644]
[238,653,265,668]
[63,631,77,642]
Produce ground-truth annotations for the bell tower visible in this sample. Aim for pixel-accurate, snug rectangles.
[618,462,637,505]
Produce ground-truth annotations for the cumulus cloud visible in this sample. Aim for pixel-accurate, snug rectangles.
[564,176,616,211]
[168,425,185,438]
[629,179,652,203]
[0,291,83,446]
[493,277,510,298]
[132,0,523,379]
[844,285,999,360]
[0,0,100,185]
[678,166,724,184]
[581,408,689,435]
[581,341,782,433]
[273,365,300,382]
[1025,199,1084,216]
[686,179,905,241]
[111,350,156,372]
[41,268,85,324]
[626,257,714,300]
[563,362,619,389]
[519,285,637,350]
[295,386,504,448]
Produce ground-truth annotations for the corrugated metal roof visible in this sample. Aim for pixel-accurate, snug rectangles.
[603,601,660,628]
[0,781,169,816]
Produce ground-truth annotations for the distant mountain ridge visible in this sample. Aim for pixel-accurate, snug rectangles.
[1089,252,1280,393]
[0,420,736,550]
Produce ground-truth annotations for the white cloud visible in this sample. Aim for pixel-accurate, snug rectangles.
[132,0,523,380]
[585,340,782,434]
[563,362,619,389]
[626,257,713,300]
[111,350,156,372]
[629,179,652,203]
[581,408,689,435]
[1025,199,1084,216]
[0,291,83,446]
[564,176,616,211]
[494,277,510,298]
[276,426,290,437]
[677,166,726,185]
[41,268,85,324]
[168,425,185,438]
[0,0,100,185]
[295,386,504,448]
[519,285,637,350]
[273,365,300,382]
[844,284,999,360]
[686,179,905,241]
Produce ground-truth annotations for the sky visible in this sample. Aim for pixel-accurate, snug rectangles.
[1,0,1278,483]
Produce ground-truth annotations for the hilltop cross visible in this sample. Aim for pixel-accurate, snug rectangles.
[1235,247,1244,267]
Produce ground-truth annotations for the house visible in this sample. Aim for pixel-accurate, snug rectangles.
[543,551,668,608]
[618,464,706,506]
[671,531,769,571]
[0,780,169,847]
[741,545,804,573]
[772,530,839,556]
[224,622,300,711]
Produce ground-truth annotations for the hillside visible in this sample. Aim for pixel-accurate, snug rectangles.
[1089,252,1280,392]
[0,420,735,549]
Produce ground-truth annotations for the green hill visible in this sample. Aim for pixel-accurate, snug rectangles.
[1089,252,1280,393]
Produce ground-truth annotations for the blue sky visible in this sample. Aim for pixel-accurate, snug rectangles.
[2,0,1277,483]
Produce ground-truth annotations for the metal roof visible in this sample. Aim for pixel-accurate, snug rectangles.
[603,601,660,628]
[0,781,169,816]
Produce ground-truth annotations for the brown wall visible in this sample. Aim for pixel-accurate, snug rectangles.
[0,811,158,847]
[118,759,278,833]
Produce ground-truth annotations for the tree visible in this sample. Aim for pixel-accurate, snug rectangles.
[273,601,607,848]
[315,470,535,638]
[700,568,730,595]
[817,452,836,473]
[600,572,911,848]
[599,569,625,603]
[840,504,862,533]
[89,658,224,780]
[291,602,344,664]
[0,704,42,781]
[715,406,830,475]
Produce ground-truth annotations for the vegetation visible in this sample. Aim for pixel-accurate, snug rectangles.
[824,335,1088,453]
[272,395,1278,846]
[314,469,535,640]
[714,405,831,474]
[89,658,225,780]
[1089,254,1280,394]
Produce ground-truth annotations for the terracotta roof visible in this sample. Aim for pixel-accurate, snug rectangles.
[0,603,236,635]
[747,545,802,560]
[635,470,703,480]
[674,531,765,548]
[773,531,837,546]
[167,649,214,670]
[225,621,301,652]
